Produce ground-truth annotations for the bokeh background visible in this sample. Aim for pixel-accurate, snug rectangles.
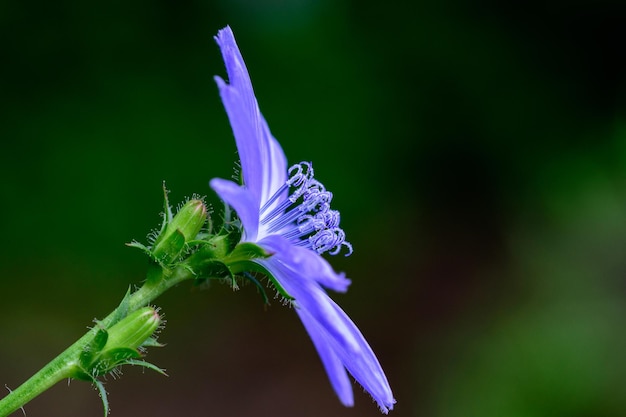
[2,1,626,416]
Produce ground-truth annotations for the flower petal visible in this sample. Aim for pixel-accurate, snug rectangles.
[260,255,395,413]
[259,256,359,352]
[213,74,263,207]
[295,282,395,413]
[209,178,259,241]
[295,306,354,407]
[259,117,288,209]
[323,299,396,413]
[258,234,351,292]
[214,26,288,211]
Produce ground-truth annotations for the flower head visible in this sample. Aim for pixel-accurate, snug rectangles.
[210,26,395,413]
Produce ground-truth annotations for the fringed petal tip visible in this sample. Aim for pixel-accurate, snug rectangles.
[213,75,226,89]
[214,25,235,47]
[214,26,249,89]
[377,396,396,414]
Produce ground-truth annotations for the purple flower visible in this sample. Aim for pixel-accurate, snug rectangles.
[210,26,395,413]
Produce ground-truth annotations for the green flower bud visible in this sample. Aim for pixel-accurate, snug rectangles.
[152,199,207,264]
[75,307,163,380]
[103,307,161,352]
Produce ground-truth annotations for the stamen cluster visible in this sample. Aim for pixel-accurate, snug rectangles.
[259,162,353,256]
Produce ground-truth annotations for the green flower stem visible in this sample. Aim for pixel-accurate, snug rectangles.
[0,264,194,417]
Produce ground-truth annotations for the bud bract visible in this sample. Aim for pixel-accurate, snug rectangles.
[152,199,207,264]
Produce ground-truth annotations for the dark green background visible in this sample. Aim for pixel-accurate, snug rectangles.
[2,1,626,416]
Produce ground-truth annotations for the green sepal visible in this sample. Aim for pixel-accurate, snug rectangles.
[217,201,243,249]
[76,353,93,377]
[92,328,109,353]
[125,240,152,256]
[152,229,186,264]
[92,348,141,376]
[226,242,270,266]
[126,359,168,376]
[185,233,231,261]
[186,237,210,248]
[77,355,166,417]
[141,337,165,348]
[92,378,109,417]
[223,222,243,251]
[72,364,95,382]
[235,261,294,301]
[184,236,232,279]
[159,182,174,236]
[242,272,270,305]
[221,201,236,229]
[189,258,233,281]
[77,328,108,377]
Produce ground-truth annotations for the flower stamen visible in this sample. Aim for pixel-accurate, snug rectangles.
[259,162,315,217]
[259,162,352,257]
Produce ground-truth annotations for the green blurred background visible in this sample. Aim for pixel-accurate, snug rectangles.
[2,1,626,416]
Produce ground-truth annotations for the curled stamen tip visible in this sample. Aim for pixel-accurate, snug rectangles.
[342,241,353,257]
[322,210,341,228]
[287,162,315,188]
[305,179,326,194]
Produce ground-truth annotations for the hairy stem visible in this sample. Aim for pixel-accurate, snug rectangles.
[0,264,193,417]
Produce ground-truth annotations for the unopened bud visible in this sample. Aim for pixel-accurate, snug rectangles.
[75,307,163,380]
[104,307,161,352]
[152,199,207,264]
